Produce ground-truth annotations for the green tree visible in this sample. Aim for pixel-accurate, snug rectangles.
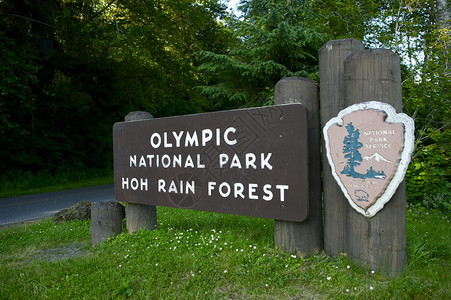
[198,0,329,109]
[96,0,229,117]
[0,0,229,175]
[197,0,382,110]
[363,0,450,206]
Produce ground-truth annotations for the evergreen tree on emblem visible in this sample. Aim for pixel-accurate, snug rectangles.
[341,122,364,178]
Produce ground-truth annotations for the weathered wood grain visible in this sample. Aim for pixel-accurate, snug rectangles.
[274,77,323,256]
[123,111,158,233]
[319,39,365,256]
[91,201,125,246]
[343,49,406,274]
[125,202,157,233]
[320,40,407,274]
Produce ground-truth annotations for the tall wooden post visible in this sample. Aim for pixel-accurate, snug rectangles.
[274,77,323,256]
[124,111,158,233]
[343,49,406,274]
[319,39,365,256]
[319,39,407,274]
[91,201,125,246]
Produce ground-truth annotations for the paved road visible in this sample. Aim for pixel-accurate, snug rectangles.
[0,184,115,227]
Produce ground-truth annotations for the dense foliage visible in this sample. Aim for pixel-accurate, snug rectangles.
[0,0,449,206]
[197,0,379,109]
[0,0,228,174]
[363,0,450,208]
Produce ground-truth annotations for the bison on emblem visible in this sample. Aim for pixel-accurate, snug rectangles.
[354,190,369,202]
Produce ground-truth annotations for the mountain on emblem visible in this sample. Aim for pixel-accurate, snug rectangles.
[323,101,414,217]
[363,152,393,163]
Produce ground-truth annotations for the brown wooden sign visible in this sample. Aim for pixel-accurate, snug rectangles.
[113,104,309,222]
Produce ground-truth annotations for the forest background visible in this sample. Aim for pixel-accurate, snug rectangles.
[0,0,449,210]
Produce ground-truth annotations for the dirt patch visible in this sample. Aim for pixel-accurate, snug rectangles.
[34,243,89,262]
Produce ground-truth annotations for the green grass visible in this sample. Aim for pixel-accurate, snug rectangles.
[0,169,113,198]
[0,206,449,299]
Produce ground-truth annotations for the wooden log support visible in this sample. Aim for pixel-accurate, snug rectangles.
[273,77,323,256]
[125,203,157,233]
[343,49,406,274]
[124,111,158,233]
[319,39,365,256]
[319,39,407,275]
[91,201,125,246]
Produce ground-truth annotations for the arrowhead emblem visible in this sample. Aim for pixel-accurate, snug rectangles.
[323,101,414,217]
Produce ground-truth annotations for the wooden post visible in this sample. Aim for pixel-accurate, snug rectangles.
[343,49,406,274]
[124,111,158,233]
[91,201,125,246]
[319,39,365,256]
[125,203,157,232]
[273,77,323,256]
